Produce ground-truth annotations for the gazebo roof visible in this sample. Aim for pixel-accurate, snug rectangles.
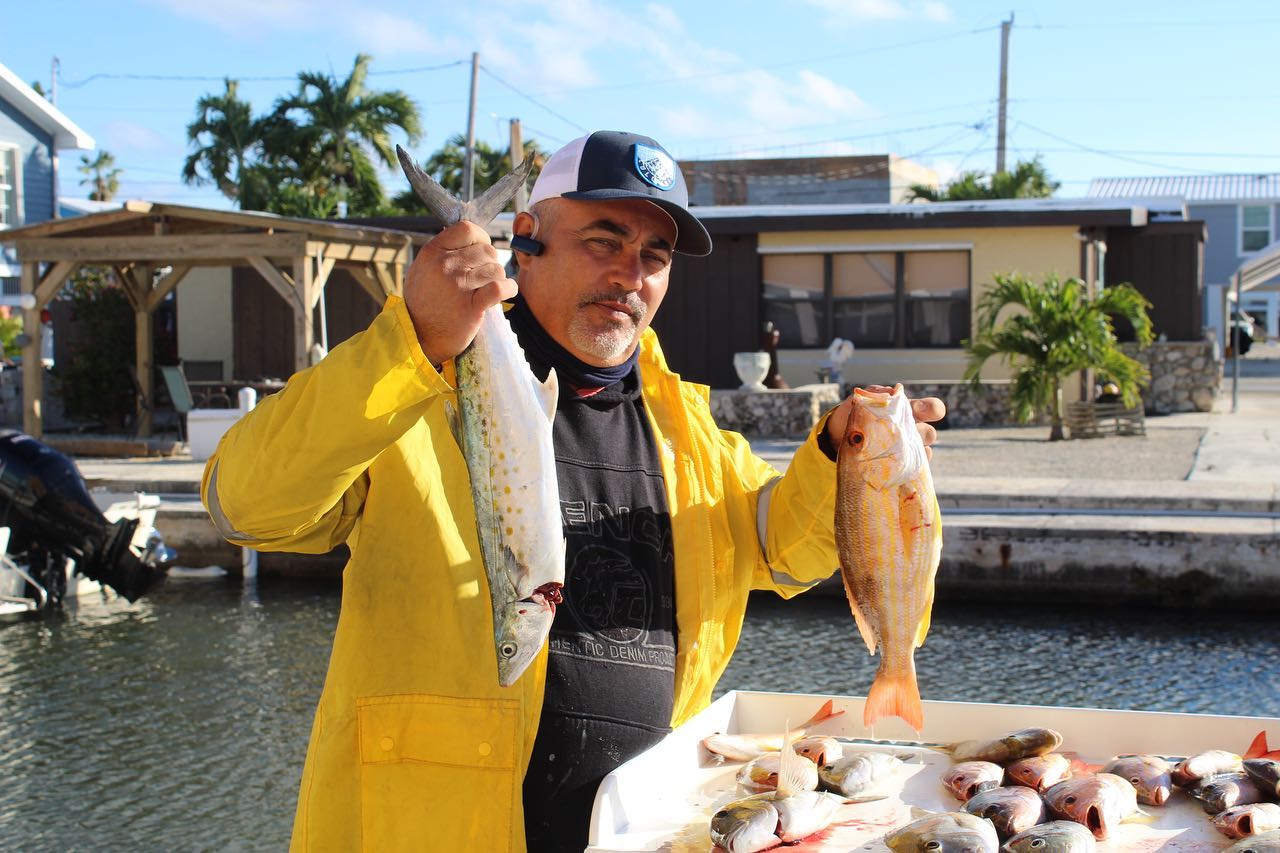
[2,200,429,247]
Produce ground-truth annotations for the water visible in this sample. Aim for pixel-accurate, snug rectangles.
[1,581,1277,850]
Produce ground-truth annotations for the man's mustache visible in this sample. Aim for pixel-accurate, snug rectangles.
[578,292,646,322]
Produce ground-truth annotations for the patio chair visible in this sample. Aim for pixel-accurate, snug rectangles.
[158,365,195,443]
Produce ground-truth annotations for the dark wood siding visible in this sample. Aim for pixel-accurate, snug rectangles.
[652,233,760,388]
[1104,222,1206,341]
[231,266,381,380]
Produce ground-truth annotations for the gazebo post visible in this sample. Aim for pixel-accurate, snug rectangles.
[134,266,154,438]
[293,254,314,373]
[20,262,42,437]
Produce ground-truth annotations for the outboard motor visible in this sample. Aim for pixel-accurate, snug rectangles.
[0,430,170,605]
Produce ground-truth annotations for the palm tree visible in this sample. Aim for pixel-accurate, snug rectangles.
[393,134,546,214]
[78,151,122,201]
[182,79,261,204]
[964,272,1154,441]
[268,53,422,215]
[908,156,1059,202]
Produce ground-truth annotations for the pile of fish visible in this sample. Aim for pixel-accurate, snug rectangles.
[702,706,1280,851]
[933,726,1280,851]
[834,384,942,733]
[705,701,914,851]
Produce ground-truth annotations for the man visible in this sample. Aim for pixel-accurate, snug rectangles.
[202,130,943,852]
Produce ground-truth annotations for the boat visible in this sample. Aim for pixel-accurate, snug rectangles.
[0,431,171,615]
[587,689,1280,851]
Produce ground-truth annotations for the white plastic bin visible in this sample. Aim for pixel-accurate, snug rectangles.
[187,408,243,462]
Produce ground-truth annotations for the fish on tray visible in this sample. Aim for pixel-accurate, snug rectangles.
[1224,828,1280,852]
[963,786,1047,839]
[817,750,909,797]
[1215,803,1280,840]
[1100,754,1172,805]
[999,820,1097,852]
[945,727,1064,765]
[396,147,564,688]
[944,760,1007,802]
[1189,771,1270,814]
[710,725,857,852]
[885,810,1000,852]
[834,384,942,732]
[1005,753,1073,793]
[701,699,843,762]
[1043,773,1140,841]
[735,751,818,794]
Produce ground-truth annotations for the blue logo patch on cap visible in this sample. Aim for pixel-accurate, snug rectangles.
[634,144,677,191]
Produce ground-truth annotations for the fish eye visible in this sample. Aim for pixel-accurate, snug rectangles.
[925,843,942,851]
[1130,776,1142,785]
[1064,795,1076,804]
[849,432,865,446]
[1031,841,1046,849]
[499,642,518,658]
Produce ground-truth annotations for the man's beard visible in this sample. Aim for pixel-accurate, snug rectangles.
[567,292,648,363]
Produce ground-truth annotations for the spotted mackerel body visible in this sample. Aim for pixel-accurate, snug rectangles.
[396,146,565,687]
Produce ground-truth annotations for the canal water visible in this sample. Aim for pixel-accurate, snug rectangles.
[1,579,1276,850]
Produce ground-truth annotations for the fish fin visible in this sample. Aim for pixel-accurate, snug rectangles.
[466,158,536,226]
[1244,730,1271,760]
[840,582,878,655]
[863,663,924,732]
[444,400,461,444]
[537,367,560,423]
[797,699,846,732]
[396,145,465,225]
[843,795,887,805]
[1062,753,1104,776]
[776,721,808,798]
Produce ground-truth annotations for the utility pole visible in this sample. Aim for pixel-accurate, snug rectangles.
[463,52,479,202]
[995,13,1013,175]
[509,118,528,214]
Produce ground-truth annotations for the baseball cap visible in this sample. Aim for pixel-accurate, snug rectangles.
[527,130,712,256]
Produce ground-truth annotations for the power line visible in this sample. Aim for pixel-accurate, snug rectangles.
[56,60,467,90]
[478,66,588,134]
[1014,121,1242,174]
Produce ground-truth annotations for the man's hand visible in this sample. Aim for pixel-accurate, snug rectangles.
[403,221,516,366]
[825,385,946,460]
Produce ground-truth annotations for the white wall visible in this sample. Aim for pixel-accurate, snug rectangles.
[177,266,233,378]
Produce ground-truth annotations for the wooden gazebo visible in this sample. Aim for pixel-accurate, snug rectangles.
[3,201,430,437]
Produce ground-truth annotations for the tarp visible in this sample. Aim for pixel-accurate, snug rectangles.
[1234,238,1280,291]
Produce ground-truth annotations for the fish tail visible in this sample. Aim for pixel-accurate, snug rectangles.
[1244,730,1272,759]
[798,699,846,731]
[863,660,924,732]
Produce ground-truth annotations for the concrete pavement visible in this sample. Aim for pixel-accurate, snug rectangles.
[71,360,1280,603]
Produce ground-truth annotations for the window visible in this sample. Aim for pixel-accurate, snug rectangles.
[1241,205,1273,254]
[0,146,16,227]
[762,249,970,348]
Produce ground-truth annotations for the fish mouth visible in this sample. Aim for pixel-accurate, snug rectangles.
[1238,814,1254,835]
[1150,786,1170,806]
[1086,805,1105,837]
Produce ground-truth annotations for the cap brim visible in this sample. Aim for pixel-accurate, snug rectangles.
[561,189,712,257]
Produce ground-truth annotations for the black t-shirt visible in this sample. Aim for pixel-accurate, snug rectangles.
[520,367,677,853]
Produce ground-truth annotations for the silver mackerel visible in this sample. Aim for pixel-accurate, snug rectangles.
[397,147,565,687]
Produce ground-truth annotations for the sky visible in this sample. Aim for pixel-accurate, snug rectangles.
[6,0,1280,209]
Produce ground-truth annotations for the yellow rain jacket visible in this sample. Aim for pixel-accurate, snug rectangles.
[202,296,840,852]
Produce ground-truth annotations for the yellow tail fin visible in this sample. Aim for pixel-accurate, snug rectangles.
[864,663,924,732]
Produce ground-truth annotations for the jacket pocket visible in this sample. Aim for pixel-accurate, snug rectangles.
[358,693,520,852]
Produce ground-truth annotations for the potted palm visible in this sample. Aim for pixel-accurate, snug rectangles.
[964,272,1154,441]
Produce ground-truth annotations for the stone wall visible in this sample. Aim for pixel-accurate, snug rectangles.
[710,384,843,438]
[1125,338,1221,414]
[839,380,1040,428]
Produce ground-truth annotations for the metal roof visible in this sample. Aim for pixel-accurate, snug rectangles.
[689,195,1177,220]
[1088,174,1280,203]
[0,62,95,150]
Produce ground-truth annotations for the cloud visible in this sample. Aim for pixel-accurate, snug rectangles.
[345,11,440,55]
[99,120,177,155]
[800,0,953,23]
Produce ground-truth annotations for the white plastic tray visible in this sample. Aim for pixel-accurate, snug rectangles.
[587,690,1280,852]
